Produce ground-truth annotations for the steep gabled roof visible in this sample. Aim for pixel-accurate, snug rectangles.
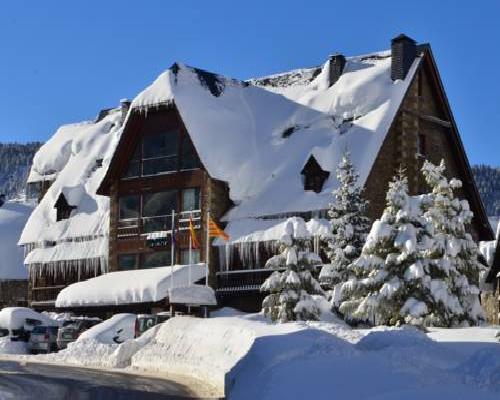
[100,52,420,221]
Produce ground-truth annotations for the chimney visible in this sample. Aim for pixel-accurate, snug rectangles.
[391,34,417,81]
[120,98,131,125]
[328,53,346,86]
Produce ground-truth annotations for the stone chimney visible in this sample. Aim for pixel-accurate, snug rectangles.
[391,34,417,81]
[328,53,346,86]
[120,98,131,125]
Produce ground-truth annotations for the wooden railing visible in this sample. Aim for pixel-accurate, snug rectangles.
[30,285,67,304]
[216,269,282,292]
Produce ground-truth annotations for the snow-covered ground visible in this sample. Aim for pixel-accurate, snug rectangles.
[2,310,498,399]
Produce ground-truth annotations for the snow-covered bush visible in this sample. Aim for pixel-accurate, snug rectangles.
[260,219,325,322]
[421,160,485,326]
[338,171,435,326]
[319,152,370,306]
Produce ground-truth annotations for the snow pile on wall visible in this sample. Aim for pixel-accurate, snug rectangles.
[19,109,122,247]
[129,52,420,220]
[55,264,207,307]
[0,200,34,279]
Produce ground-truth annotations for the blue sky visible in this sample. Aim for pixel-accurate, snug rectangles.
[1,0,498,165]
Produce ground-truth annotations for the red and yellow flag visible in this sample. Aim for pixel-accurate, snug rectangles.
[208,217,229,241]
[188,217,201,249]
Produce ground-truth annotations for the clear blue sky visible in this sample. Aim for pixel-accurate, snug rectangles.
[1,0,498,165]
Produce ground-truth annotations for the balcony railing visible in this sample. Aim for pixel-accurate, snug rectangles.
[216,268,284,292]
[117,209,201,240]
[30,285,67,304]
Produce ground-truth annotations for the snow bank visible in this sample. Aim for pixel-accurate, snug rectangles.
[0,200,34,279]
[0,337,28,355]
[55,264,206,307]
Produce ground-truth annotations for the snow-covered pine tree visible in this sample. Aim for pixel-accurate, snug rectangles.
[261,219,325,323]
[337,170,435,326]
[421,160,485,326]
[319,151,370,306]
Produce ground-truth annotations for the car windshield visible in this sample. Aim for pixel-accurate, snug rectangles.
[0,328,9,337]
[32,326,47,334]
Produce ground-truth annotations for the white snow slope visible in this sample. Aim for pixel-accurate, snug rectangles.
[16,313,500,399]
[0,200,34,279]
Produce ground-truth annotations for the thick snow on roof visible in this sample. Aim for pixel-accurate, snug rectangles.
[131,52,420,220]
[169,284,217,306]
[24,237,107,265]
[214,216,331,246]
[0,200,34,279]
[55,264,207,307]
[19,110,122,245]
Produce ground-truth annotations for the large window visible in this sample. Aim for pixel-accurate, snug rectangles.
[118,188,200,232]
[122,130,199,179]
[118,254,138,271]
[142,250,171,268]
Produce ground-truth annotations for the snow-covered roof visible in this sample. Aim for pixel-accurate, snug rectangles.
[19,109,122,245]
[0,200,35,279]
[168,284,217,306]
[55,264,207,307]
[24,237,107,265]
[123,51,420,221]
[214,216,331,246]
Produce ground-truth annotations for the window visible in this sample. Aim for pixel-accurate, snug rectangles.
[181,188,200,212]
[122,129,200,179]
[119,195,140,220]
[180,249,200,265]
[54,193,76,222]
[118,254,138,271]
[142,250,171,268]
[300,156,330,193]
[143,190,178,233]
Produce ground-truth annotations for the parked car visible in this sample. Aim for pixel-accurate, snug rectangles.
[135,312,172,337]
[56,318,102,350]
[29,325,59,354]
[0,307,58,342]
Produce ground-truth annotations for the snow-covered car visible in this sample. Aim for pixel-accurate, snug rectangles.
[56,317,102,350]
[135,312,171,337]
[29,325,59,354]
[78,314,137,344]
[0,307,57,342]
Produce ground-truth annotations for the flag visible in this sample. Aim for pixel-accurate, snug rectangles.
[188,217,201,249]
[208,217,229,241]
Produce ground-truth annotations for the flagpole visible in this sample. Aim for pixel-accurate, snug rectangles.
[205,210,210,287]
[189,212,192,287]
[170,209,175,289]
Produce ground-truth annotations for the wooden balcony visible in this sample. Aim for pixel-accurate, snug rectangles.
[30,285,67,307]
[117,210,201,241]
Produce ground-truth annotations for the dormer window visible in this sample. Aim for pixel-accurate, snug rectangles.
[301,155,330,193]
[54,193,76,222]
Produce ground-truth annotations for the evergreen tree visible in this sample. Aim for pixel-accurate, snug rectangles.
[421,160,485,326]
[338,171,435,326]
[261,219,325,323]
[319,151,370,306]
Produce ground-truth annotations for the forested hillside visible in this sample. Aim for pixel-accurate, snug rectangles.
[472,164,500,217]
[0,142,41,199]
